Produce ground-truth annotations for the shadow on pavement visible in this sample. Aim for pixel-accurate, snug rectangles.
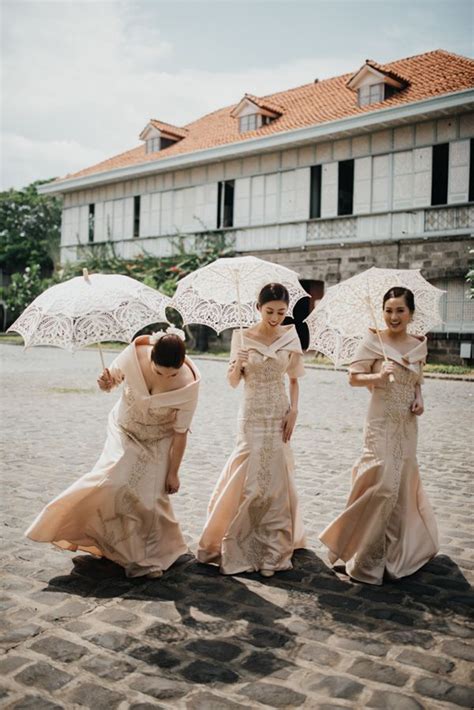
[43,548,473,687]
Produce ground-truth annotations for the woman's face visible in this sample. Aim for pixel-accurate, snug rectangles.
[151,363,181,379]
[383,296,412,334]
[258,300,289,327]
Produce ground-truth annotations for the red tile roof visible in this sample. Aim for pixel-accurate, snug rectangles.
[61,50,474,183]
[147,120,188,139]
[230,93,284,118]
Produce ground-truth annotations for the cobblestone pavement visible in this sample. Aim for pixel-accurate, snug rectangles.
[0,343,473,710]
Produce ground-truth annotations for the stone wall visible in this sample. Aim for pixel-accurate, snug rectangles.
[428,332,474,365]
[252,234,471,284]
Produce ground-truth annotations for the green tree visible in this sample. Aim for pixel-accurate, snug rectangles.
[0,179,62,276]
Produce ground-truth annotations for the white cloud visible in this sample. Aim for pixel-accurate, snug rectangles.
[0,1,362,189]
[1,133,106,190]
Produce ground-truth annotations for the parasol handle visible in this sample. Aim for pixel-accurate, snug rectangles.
[366,296,395,383]
[235,273,244,348]
[97,343,106,371]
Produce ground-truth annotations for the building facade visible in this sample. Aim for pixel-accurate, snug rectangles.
[41,50,474,362]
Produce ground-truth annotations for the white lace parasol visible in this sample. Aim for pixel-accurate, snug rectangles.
[8,271,171,362]
[305,267,445,366]
[170,256,309,337]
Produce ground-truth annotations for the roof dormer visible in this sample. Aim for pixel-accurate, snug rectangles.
[347,60,408,107]
[231,94,282,133]
[139,120,188,154]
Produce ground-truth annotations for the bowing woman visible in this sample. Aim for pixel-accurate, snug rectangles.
[320,287,439,585]
[25,328,200,579]
[198,283,307,577]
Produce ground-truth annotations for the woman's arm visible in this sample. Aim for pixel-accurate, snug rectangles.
[97,367,124,392]
[349,361,395,388]
[282,377,299,443]
[165,432,188,494]
[227,348,248,388]
[411,383,424,415]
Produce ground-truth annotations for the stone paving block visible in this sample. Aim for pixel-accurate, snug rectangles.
[240,681,306,707]
[348,658,409,687]
[185,691,247,709]
[318,593,363,611]
[144,621,188,642]
[297,642,341,667]
[308,675,364,700]
[245,626,292,649]
[181,659,239,684]
[441,639,474,661]
[84,630,136,651]
[414,677,474,707]
[366,607,417,626]
[0,655,31,674]
[185,638,242,661]
[130,675,189,700]
[127,644,181,669]
[241,650,287,675]
[14,661,72,692]
[367,690,425,709]
[9,696,64,710]
[67,682,125,709]
[39,599,92,621]
[0,623,43,648]
[30,636,89,663]
[332,635,388,657]
[80,653,136,680]
[382,629,435,649]
[93,606,141,628]
[396,648,455,674]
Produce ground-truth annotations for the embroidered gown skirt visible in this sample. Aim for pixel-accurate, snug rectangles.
[198,341,306,575]
[320,364,439,585]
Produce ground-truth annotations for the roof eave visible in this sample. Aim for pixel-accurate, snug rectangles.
[38,88,474,195]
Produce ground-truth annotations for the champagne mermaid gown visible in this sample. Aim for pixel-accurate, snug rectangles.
[320,330,439,585]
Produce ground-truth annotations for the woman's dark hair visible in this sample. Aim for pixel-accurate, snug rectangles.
[257,282,290,307]
[383,286,415,313]
[151,335,186,369]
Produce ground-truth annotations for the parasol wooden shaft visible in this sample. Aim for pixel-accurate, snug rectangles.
[97,343,106,371]
[366,295,395,383]
[235,274,244,347]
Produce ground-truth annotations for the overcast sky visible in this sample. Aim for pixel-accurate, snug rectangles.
[1,0,472,190]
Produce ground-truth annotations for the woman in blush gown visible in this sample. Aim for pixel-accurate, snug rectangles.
[319,287,439,585]
[25,329,200,579]
[197,283,306,578]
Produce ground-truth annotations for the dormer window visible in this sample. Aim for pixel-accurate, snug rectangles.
[231,94,282,134]
[147,137,161,153]
[239,114,273,132]
[347,60,408,108]
[358,83,384,106]
[358,83,398,107]
[139,120,188,154]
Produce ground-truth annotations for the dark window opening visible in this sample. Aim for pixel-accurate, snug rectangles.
[133,196,141,238]
[217,180,235,228]
[469,139,474,203]
[384,84,397,100]
[88,204,95,243]
[310,164,322,219]
[160,137,176,150]
[431,143,449,206]
[338,159,354,216]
